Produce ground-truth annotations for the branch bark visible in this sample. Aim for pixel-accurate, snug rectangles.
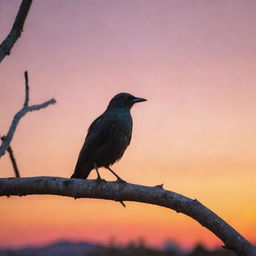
[0,176,255,256]
[0,0,33,63]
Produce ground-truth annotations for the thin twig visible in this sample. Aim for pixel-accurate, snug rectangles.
[0,0,33,63]
[119,200,126,207]
[1,136,20,177]
[24,71,29,107]
[0,176,255,256]
[6,146,20,178]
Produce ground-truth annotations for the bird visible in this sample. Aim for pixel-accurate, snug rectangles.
[71,92,147,182]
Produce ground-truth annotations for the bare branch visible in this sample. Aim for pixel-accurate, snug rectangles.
[0,99,56,157]
[0,70,56,157]
[0,0,33,63]
[0,176,255,256]
[1,137,20,177]
[24,71,29,107]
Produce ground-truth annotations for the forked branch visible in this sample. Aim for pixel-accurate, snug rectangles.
[0,71,56,157]
[0,176,255,256]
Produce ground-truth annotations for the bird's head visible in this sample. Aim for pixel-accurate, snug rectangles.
[107,92,147,110]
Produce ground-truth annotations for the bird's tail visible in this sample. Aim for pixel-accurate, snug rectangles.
[70,162,93,179]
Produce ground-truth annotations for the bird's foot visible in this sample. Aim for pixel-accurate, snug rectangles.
[116,178,127,184]
[96,177,106,184]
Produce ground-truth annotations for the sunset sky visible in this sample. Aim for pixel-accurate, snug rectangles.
[1,0,256,250]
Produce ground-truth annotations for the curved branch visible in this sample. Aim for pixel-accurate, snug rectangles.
[0,0,33,63]
[0,176,255,256]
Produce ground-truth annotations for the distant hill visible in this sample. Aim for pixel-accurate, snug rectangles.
[0,241,101,256]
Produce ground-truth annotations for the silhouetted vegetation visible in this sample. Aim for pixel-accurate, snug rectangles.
[87,243,236,256]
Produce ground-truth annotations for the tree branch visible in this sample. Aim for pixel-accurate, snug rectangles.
[0,176,255,256]
[0,71,56,157]
[0,0,33,63]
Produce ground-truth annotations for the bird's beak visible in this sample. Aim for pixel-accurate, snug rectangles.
[132,97,147,103]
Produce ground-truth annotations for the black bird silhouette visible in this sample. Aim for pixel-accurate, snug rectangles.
[71,92,147,182]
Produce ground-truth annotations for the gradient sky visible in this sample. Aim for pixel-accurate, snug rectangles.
[1,0,256,250]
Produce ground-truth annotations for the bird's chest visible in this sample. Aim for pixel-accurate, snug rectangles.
[112,112,132,141]
[97,111,133,166]
[104,114,132,164]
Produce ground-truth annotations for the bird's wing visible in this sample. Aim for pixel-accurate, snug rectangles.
[75,112,115,165]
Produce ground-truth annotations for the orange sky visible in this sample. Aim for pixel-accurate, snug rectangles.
[1,0,256,250]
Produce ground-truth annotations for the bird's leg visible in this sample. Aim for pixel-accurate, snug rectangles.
[94,164,104,183]
[106,167,126,183]
[106,166,127,207]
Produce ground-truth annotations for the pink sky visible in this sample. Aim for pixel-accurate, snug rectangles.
[1,0,256,249]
